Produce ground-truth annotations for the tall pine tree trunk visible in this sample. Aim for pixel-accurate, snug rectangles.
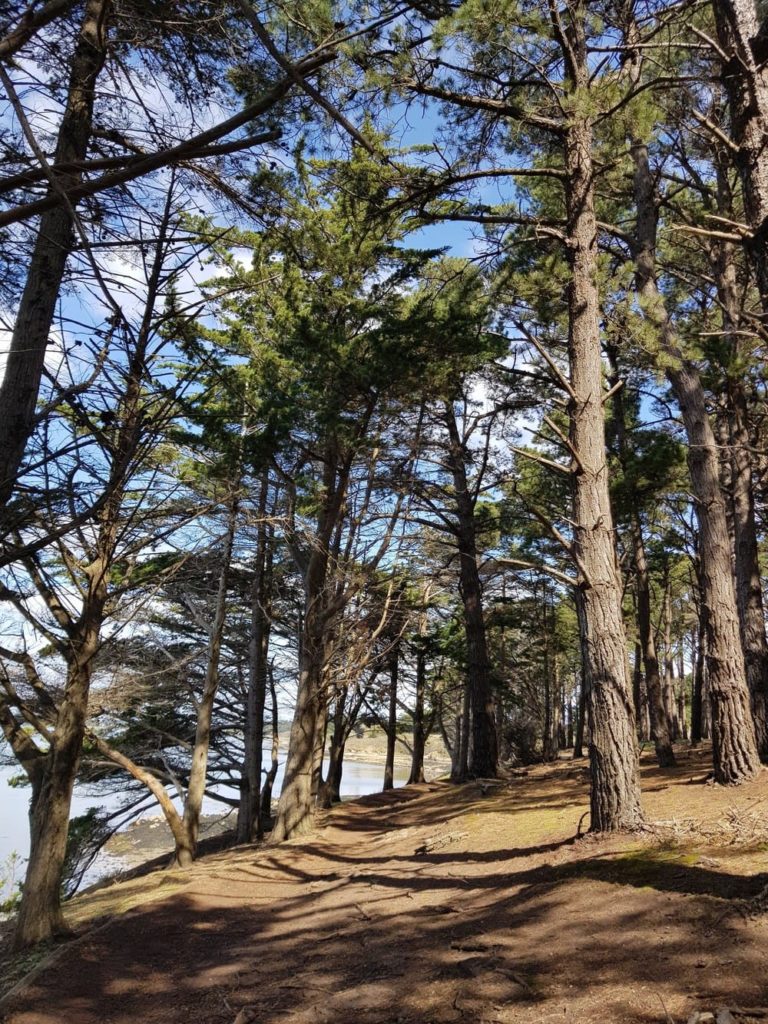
[631,139,759,784]
[607,345,675,766]
[562,29,643,829]
[238,471,272,842]
[259,674,280,831]
[636,544,675,764]
[662,582,681,742]
[318,699,346,809]
[727,380,768,759]
[383,652,399,791]
[271,451,345,843]
[444,404,497,779]
[0,0,111,508]
[270,632,324,843]
[711,183,768,760]
[408,644,428,785]
[712,0,768,317]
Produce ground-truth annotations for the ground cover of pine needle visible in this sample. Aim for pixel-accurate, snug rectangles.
[2,746,767,1024]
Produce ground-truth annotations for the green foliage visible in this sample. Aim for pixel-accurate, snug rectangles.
[182,137,505,492]
[63,809,113,899]
[0,851,24,915]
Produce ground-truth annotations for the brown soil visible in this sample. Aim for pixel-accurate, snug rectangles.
[2,747,768,1024]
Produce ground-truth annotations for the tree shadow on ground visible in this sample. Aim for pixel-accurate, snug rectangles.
[3,855,766,1024]
[4,772,768,1024]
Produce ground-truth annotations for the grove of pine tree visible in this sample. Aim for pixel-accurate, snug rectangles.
[0,0,767,952]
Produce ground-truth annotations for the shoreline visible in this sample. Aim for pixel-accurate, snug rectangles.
[100,750,451,873]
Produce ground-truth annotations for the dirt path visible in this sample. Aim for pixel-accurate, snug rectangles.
[2,750,768,1024]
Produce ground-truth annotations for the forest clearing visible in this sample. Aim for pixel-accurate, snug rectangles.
[2,747,768,1024]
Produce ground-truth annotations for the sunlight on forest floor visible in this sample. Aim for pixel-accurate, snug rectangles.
[2,746,767,1024]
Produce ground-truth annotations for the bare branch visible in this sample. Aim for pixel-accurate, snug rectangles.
[0,54,331,228]
[495,557,578,589]
[0,0,76,58]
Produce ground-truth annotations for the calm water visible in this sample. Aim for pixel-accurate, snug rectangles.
[0,750,409,880]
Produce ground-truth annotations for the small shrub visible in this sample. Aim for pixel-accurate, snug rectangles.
[0,851,24,915]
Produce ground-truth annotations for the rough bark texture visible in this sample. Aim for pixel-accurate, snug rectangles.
[13,656,93,947]
[0,0,111,508]
[712,0,768,317]
[727,381,768,759]
[10,233,156,946]
[271,450,347,843]
[712,199,768,761]
[562,30,643,830]
[631,140,760,784]
[681,409,764,780]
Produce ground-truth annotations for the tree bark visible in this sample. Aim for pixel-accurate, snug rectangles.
[383,652,398,791]
[443,403,497,779]
[318,691,345,809]
[408,643,428,785]
[0,0,111,509]
[259,672,280,831]
[712,0,768,318]
[662,580,681,742]
[176,491,240,866]
[563,34,643,829]
[631,139,760,784]
[667,375,758,783]
[543,648,561,762]
[691,618,705,747]
[727,379,768,759]
[607,346,675,767]
[710,183,768,760]
[311,688,329,801]
[13,657,93,948]
[451,682,470,782]
[573,670,586,760]
[678,689,689,742]
[237,472,272,843]
[271,448,346,843]
[632,638,643,740]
